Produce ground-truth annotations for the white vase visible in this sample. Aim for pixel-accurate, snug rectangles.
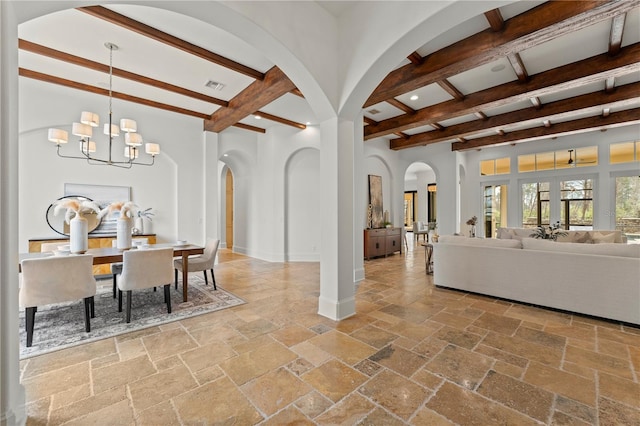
[70,216,88,254]
[134,217,144,235]
[117,217,132,249]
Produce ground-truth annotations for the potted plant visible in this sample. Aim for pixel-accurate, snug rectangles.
[466,216,477,237]
[530,221,568,242]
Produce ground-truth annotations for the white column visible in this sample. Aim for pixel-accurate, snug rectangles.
[318,117,357,320]
[203,131,220,245]
[353,113,365,283]
[1,2,26,424]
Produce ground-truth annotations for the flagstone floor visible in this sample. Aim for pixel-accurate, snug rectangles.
[21,242,640,425]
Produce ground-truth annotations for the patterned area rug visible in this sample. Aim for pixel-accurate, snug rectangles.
[19,275,245,359]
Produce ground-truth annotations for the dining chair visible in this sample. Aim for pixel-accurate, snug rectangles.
[174,239,219,290]
[110,238,149,298]
[19,254,96,347]
[116,247,173,323]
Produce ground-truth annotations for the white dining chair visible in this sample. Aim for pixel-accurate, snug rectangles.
[116,247,173,323]
[174,239,219,290]
[19,254,96,347]
[110,238,149,298]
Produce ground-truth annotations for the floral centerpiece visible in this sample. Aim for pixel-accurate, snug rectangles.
[134,207,154,234]
[466,215,477,237]
[530,221,568,242]
[53,198,101,254]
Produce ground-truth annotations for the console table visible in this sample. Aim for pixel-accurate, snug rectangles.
[364,227,402,260]
[28,234,156,275]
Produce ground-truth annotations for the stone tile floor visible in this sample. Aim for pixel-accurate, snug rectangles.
[21,244,640,425]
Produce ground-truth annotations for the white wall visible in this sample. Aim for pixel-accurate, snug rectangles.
[18,78,209,252]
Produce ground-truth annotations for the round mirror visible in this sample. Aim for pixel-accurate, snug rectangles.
[46,196,102,236]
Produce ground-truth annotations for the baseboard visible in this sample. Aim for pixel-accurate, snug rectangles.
[318,295,356,321]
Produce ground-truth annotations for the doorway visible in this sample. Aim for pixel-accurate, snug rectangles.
[225,168,234,249]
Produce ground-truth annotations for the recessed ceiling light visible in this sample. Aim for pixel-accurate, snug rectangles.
[223,153,228,157]
[491,64,506,72]
[254,114,261,120]
[306,121,311,125]
[410,95,419,101]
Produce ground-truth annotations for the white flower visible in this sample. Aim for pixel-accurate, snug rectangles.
[98,201,139,219]
[53,199,101,224]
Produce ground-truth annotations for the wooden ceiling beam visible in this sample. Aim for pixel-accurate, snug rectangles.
[407,52,424,65]
[450,107,640,151]
[204,66,296,133]
[253,111,306,129]
[78,5,264,80]
[507,53,529,82]
[484,9,504,32]
[437,79,465,101]
[364,0,638,107]
[609,13,626,56]
[389,81,640,150]
[231,123,266,133]
[363,116,378,125]
[386,98,415,114]
[19,39,229,108]
[364,42,640,140]
[20,67,210,119]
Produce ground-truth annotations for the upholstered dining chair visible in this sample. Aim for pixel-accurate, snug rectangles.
[174,239,219,290]
[19,254,96,347]
[413,221,429,242]
[116,247,173,323]
[110,238,149,298]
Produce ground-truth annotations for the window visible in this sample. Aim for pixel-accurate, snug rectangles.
[560,179,593,230]
[522,182,550,228]
[615,176,640,242]
[480,157,510,175]
[610,141,640,164]
[483,184,508,238]
[518,147,598,172]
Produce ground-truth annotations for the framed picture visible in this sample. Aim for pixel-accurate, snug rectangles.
[64,183,131,234]
[368,175,383,228]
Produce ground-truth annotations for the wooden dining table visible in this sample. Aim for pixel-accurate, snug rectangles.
[19,243,204,302]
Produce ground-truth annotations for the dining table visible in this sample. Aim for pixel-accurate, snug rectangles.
[19,243,204,302]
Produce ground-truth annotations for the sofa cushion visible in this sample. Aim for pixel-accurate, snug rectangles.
[556,231,592,243]
[590,231,618,244]
[438,235,522,249]
[522,238,640,258]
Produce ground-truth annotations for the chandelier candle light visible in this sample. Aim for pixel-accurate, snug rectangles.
[47,42,160,168]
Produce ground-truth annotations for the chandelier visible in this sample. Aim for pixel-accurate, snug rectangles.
[47,42,160,168]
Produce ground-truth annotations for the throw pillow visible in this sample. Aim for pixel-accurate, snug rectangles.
[590,232,616,244]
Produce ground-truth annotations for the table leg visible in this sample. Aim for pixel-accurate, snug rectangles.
[182,253,189,302]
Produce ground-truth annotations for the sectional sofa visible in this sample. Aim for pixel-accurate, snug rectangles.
[433,233,640,325]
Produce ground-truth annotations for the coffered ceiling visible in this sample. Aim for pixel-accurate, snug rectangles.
[19,1,640,151]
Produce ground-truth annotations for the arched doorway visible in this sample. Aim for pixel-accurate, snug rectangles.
[404,162,436,248]
[225,168,234,250]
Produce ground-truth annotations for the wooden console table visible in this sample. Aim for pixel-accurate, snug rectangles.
[364,227,402,260]
[28,234,157,275]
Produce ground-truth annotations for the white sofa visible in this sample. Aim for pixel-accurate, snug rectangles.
[433,235,640,325]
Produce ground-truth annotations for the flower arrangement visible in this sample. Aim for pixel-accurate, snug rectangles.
[428,221,438,230]
[530,221,568,242]
[466,216,477,226]
[53,198,100,224]
[98,201,138,220]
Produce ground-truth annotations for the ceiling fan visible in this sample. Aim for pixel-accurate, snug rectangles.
[567,149,597,165]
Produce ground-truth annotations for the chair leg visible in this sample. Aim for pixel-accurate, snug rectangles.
[118,290,123,312]
[112,275,117,298]
[26,307,36,347]
[211,269,217,290]
[83,297,92,332]
[126,290,132,323]
[203,271,208,286]
[174,269,178,290]
[89,296,95,318]
[164,284,172,314]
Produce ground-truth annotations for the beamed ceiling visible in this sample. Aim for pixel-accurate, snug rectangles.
[18,1,640,152]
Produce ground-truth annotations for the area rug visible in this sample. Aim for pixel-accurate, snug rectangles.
[19,275,245,359]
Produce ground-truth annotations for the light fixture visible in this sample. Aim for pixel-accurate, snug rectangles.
[47,42,160,168]
[410,94,419,101]
[254,114,262,120]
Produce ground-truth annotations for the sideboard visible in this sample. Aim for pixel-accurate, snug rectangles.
[364,227,402,260]
[28,234,157,275]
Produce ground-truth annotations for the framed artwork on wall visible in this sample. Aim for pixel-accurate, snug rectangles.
[64,183,131,234]
[369,174,383,228]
